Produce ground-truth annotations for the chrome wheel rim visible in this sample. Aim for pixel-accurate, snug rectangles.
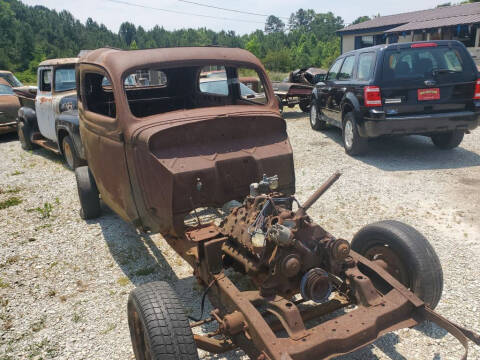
[63,140,74,169]
[344,120,354,149]
[310,105,317,126]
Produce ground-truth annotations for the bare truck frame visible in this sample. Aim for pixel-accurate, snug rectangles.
[74,47,479,360]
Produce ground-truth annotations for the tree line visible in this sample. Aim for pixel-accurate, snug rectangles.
[0,0,346,83]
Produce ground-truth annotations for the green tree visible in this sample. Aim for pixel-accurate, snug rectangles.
[352,16,371,25]
[265,15,285,34]
[119,22,136,47]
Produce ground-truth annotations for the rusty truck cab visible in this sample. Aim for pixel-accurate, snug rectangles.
[76,47,294,242]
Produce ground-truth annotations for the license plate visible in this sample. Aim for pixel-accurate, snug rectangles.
[418,88,440,101]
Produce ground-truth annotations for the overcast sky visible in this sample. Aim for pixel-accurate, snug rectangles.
[23,0,445,34]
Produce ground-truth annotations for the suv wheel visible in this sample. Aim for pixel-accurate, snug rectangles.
[75,166,101,220]
[310,103,327,130]
[342,112,367,155]
[128,282,199,360]
[431,130,464,150]
[351,220,443,309]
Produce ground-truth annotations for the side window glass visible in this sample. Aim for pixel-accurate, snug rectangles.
[357,53,376,81]
[199,66,228,96]
[326,59,344,81]
[338,56,355,81]
[40,69,52,92]
[237,67,267,105]
[83,72,116,118]
[55,67,76,92]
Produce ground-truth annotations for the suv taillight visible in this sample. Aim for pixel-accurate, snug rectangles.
[364,86,382,107]
[474,79,480,100]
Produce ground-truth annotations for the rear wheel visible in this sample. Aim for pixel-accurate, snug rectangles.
[310,103,327,130]
[299,100,310,113]
[342,112,367,155]
[75,166,100,220]
[17,121,36,150]
[351,220,443,309]
[276,95,284,114]
[128,281,199,360]
[431,130,464,149]
[62,135,85,170]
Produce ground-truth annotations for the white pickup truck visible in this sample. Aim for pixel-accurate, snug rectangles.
[15,58,85,170]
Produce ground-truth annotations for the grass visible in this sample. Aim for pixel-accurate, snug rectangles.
[0,279,10,289]
[10,170,24,176]
[0,197,22,210]
[117,277,130,286]
[0,186,21,195]
[72,312,82,323]
[100,323,117,335]
[27,202,54,218]
[267,71,289,82]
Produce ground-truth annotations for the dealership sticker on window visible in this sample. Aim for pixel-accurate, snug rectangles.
[418,88,440,101]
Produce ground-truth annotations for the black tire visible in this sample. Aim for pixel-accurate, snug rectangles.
[128,282,199,360]
[351,220,443,309]
[17,121,36,150]
[299,100,310,113]
[431,130,464,150]
[75,166,100,220]
[62,135,85,170]
[310,102,327,130]
[276,95,284,114]
[342,112,368,155]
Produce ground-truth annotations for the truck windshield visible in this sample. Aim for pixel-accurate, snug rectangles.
[0,84,14,95]
[382,46,469,84]
[0,73,23,87]
[122,65,268,118]
[55,67,76,92]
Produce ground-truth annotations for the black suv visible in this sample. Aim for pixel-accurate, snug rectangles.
[310,40,480,155]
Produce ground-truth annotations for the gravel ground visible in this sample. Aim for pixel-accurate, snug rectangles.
[0,109,479,360]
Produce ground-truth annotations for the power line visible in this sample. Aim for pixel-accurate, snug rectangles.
[178,0,289,20]
[105,0,266,24]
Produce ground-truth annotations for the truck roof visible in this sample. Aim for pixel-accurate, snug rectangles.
[39,58,79,67]
[78,47,265,77]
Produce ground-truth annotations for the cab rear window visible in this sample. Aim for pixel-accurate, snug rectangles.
[382,46,469,83]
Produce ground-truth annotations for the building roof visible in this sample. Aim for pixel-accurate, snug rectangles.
[338,2,480,34]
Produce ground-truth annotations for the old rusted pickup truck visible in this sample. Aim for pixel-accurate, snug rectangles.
[75,47,479,360]
[16,58,85,170]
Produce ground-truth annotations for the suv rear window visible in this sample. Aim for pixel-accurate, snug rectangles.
[382,46,468,84]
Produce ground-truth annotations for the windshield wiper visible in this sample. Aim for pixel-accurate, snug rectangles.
[432,68,460,75]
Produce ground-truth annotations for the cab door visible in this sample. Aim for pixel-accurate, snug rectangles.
[320,57,344,125]
[36,67,56,141]
[78,65,138,223]
[333,55,356,123]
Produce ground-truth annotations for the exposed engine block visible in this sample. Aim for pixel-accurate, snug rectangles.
[219,174,351,300]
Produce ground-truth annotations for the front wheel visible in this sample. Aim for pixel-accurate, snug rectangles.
[75,166,101,220]
[62,135,85,170]
[128,282,199,360]
[431,130,464,149]
[310,103,327,130]
[351,220,443,309]
[342,112,367,155]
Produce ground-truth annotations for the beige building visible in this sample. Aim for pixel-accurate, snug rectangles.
[338,2,480,64]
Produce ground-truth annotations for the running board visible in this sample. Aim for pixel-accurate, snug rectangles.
[32,137,61,154]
